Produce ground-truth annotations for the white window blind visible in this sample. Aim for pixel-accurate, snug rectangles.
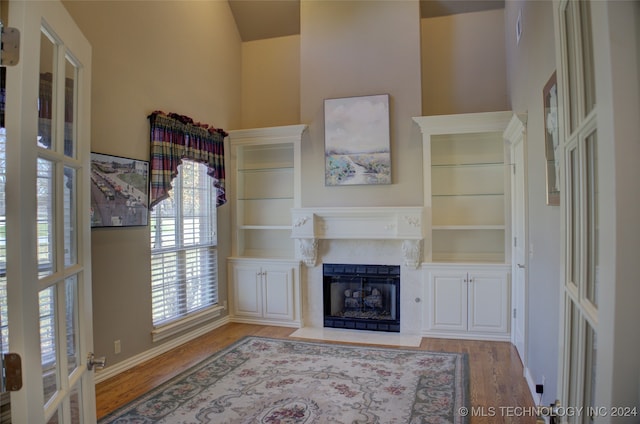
[150,160,218,327]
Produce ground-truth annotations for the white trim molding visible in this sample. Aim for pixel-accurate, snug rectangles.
[94,316,232,383]
[291,207,426,268]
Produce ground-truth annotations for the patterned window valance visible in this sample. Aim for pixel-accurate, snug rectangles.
[148,111,228,209]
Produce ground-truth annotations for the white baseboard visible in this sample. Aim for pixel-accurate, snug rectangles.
[94,316,232,384]
[525,366,543,406]
[421,330,511,342]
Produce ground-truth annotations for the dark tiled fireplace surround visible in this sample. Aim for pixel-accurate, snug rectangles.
[290,207,426,336]
[323,263,401,332]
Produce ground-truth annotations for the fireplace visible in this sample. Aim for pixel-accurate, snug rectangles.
[323,264,400,332]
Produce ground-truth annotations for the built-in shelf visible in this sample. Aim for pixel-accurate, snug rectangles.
[431,162,504,168]
[229,124,306,259]
[240,225,292,230]
[414,111,513,264]
[432,225,505,230]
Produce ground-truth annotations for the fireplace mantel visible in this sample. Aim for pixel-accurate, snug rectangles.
[291,207,426,268]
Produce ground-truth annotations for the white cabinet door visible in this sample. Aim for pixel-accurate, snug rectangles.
[231,262,262,318]
[424,265,510,339]
[229,259,300,325]
[263,266,294,321]
[468,271,509,333]
[428,270,468,331]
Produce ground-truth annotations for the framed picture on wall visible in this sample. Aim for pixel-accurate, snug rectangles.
[90,152,149,228]
[324,94,391,186]
[543,72,560,206]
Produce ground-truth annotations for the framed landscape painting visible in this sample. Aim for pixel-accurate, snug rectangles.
[90,152,149,228]
[324,94,391,186]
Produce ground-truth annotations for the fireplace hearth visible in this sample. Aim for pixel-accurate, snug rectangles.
[323,264,400,332]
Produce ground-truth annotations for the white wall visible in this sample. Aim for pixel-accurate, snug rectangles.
[504,0,561,402]
[299,0,423,208]
[241,35,300,128]
[63,0,242,367]
[421,9,509,115]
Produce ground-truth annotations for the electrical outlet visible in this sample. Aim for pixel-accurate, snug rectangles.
[114,339,121,354]
[223,300,228,310]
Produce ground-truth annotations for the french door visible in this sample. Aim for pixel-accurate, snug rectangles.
[3,0,96,423]
[554,1,598,421]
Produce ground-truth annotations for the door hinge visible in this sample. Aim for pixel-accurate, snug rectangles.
[513,308,517,319]
[0,24,21,67]
[514,236,517,247]
[1,353,23,391]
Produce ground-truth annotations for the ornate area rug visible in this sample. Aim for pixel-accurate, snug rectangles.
[99,336,469,424]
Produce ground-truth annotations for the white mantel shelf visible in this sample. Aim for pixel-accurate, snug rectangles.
[291,207,426,268]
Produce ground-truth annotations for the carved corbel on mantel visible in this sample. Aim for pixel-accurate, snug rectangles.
[401,239,422,268]
[297,238,318,267]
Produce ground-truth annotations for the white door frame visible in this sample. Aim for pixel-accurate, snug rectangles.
[504,114,528,368]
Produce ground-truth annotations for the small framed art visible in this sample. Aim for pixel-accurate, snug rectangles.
[90,152,149,227]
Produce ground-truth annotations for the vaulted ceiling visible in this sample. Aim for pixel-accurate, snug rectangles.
[228,0,505,42]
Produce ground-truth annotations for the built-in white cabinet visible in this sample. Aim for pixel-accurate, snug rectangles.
[423,264,510,340]
[413,112,513,263]
[228,258,301,326]
[227,125,307,327]
[414,112,514,341]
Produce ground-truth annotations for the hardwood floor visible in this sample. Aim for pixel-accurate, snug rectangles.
[96,323,537,423]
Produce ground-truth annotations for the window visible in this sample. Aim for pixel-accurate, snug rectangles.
[150,160,218,336]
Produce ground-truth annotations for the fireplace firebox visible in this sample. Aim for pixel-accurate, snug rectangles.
[323,264,400,332]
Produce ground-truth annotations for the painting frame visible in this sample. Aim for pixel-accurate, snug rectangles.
[90,152,150,228]
[543,71,560,206]
[324,94,391,186]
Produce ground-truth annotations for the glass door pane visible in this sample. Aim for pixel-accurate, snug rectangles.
[39,31,55,151]
[566,299,580,424]
[63,167,77,267]
[568,146,579,289]
[40,286,57,405]
[63,58,76,159]
[563,2,579,134]
[65,276,79,374]
[37,158,56,278]
[585,132,598,307]
[583,323,597,423]
[579,1,596,115]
